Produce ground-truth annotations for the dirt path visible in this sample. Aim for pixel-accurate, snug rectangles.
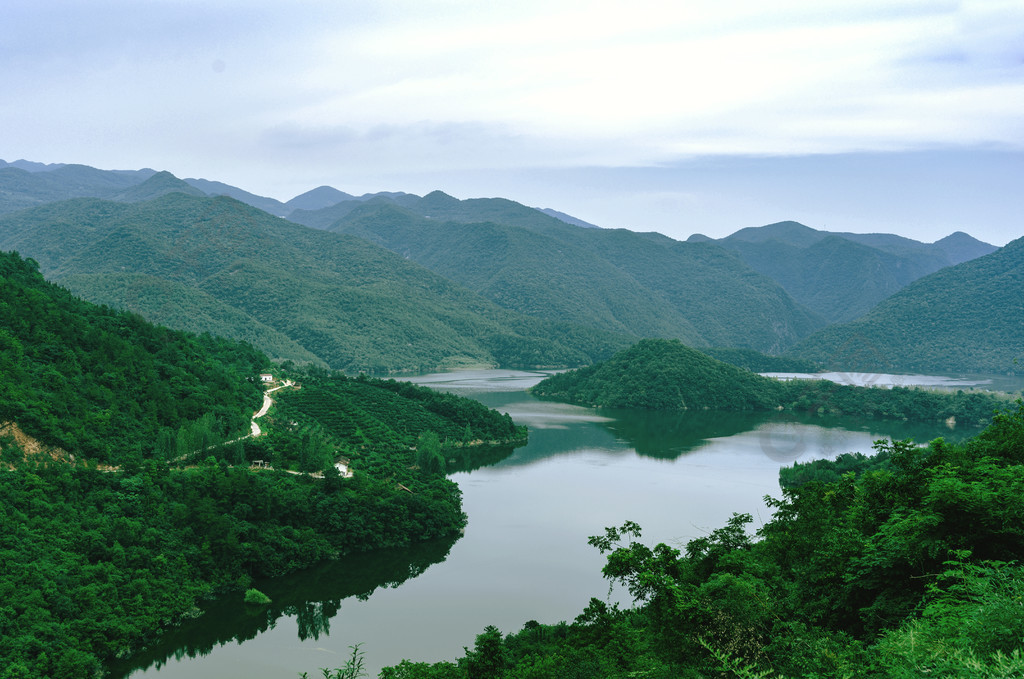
[248,380,294,437]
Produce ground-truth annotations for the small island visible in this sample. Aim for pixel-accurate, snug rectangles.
[531,338,1008,424]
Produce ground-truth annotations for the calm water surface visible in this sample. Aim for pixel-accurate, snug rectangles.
[116,369,992,678]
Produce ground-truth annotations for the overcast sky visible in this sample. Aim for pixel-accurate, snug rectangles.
[3,0,1022,244]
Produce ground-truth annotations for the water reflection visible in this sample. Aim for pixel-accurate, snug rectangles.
[446,444,516,473]
[597,409,985,463]
[108,535,458,678]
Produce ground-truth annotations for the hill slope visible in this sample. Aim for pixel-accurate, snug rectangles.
[0,250,266,464]
[0,247,531,677]
[0,164,156,213]
[310,194,825,353]
[713,222,997,323]
[789,237,1024,374]
[0,192,628,372]
[532,339,781,410]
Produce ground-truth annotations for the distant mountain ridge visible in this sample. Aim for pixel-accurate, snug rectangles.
[702,221,997,322]
[293,192,826,353]
[0,158,68,172]
[0,192,630,372]
[789,236,1024,374]
[0,158,1006,375]
[536,207,602,229]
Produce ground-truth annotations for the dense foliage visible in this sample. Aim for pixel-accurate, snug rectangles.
[533,339,783,411]
[0,251,265,465]
[0,192,630,373]
[533,339,1008,424]
[0,255,530,677]
[0,164,154,214]
[325,194,825,353]
[0,454,467,679]
[382,402,1024,678]
[790,236,1023,374]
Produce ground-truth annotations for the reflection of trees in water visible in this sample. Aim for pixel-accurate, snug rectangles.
[291,598,341,642]
[599,409,986,462]
[106,534,459,677]
[600,409,772,459]
[445,444,516,473]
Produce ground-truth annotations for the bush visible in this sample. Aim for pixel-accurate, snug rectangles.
[243,588,271,605]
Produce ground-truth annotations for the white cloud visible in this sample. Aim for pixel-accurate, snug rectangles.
[1,0,1021,242]
[262,0,1024,165]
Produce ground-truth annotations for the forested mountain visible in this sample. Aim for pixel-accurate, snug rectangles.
[790,236,1024,374]
[706,221,997,322]
[0,249,530,676]
[329,202,706,343]
[284,185,357,211]
[294,193,825,353]
[536,207,602,229]
[533,338,1006,423]
[183,177,289,215]
[1,158,1005,369]
[0,250,265,465]
[0,158,68,172]
[934,230,1000,264]
[0,163,156,213]
[110,170,206,203]
[0,192,628,372]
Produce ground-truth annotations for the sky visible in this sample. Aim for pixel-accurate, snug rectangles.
[2,0,1022,245]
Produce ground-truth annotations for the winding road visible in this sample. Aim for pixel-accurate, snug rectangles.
[249,380,294,437]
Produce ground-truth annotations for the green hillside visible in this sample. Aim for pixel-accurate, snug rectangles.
[0,192,627,372]
[0,251,531,677]
[532,339,781,410]
[715,221,996,322]
[332,202,705,342]
[57,272,326,366]
[315,194,824,353]
[790,237,1024,374]
[0,250,266,465]
[110,170,205,202]
[0,164,155,213]
[533,338,1007,423]
[184,177,289,215]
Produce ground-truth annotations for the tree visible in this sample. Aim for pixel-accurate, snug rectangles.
[464,625,509,679]
[416,431,445,476]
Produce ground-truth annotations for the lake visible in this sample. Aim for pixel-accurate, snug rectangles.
[113,369,996,678]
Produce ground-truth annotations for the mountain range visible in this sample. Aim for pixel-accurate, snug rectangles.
[0,192,637,372]
[791,235,1024,374]
[693,221,997,322]
[0,158,1013,374]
